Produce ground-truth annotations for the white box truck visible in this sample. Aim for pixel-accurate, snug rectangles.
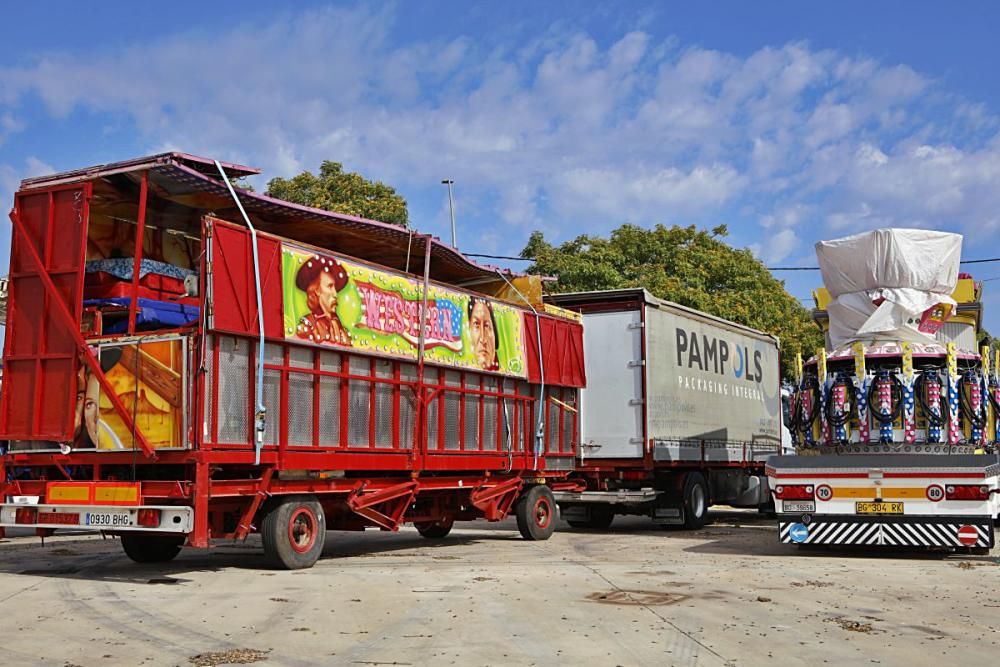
[547,289,783,529]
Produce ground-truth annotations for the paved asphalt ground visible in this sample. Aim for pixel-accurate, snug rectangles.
[0,510,997,667]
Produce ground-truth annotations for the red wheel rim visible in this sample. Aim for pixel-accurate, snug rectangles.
[533,497,551,529]
[288,507,318,554]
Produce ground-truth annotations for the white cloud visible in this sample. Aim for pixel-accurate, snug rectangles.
[0,112,24,146]
[0,7,997,254]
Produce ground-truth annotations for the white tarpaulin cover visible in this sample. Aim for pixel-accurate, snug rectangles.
[816,228,962,349]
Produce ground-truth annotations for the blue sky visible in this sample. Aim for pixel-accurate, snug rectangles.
[2,1,1000,329]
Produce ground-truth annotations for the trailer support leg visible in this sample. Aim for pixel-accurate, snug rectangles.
[234,467,274,540]
[470,476,523,521]
[190,460,211,548]
[347,480,418,531]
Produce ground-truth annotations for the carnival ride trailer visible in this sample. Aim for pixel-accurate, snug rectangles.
[546,289,782,530]
[774,229,1000,552]
[0,152,586,569]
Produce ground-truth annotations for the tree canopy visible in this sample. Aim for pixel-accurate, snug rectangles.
[522,223,822,377]
[266,161,409,227]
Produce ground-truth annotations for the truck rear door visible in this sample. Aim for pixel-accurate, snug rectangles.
[0,184,91,441]
[578,309,644,458]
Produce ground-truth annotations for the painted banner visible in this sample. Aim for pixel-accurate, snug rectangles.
[74,340,184,450]
[281,245,527,377]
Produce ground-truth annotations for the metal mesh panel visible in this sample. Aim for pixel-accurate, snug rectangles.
[518,402,527,452]
[288,372,314,446]
[561,389,577,453]
[399,364,417,449]
[547,388,560,453]
[348,357,371,446]
[320,350,340,372]
[444,394,461,451]
[350,356,371,376]
[203,334,214,441]
[318,375,341,446]
[262,368,281,445]
[424,368,439,449]
[218,336,249,443]
[264,342,283,365]
[482,395,498,451]
[426,394,439,449]
[464,393,481,450]
[289,346,313,369]
[374,380,395,448]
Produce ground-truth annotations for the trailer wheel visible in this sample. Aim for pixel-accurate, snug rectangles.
[682,472,709,530]
[565,505,615,530]
[261,496,326,570]
[516,485,556,541]
[120,534,184,563]
[415,518,454,539]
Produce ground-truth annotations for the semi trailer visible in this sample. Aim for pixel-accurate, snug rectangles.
[0,152,586,568]
[771,229,1000,552]
[546,289,783,529]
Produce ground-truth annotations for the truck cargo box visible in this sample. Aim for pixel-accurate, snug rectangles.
[550,289,781,460]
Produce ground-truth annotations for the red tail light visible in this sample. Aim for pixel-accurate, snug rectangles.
[15,507,37,524]
[945,485,991,501]
[774,484,814,500]
[137,509,161,528]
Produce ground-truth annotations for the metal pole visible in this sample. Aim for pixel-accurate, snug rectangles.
[441,179,456,248]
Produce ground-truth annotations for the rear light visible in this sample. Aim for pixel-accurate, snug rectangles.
[945,485,991,501]
[15,507,37,524]
[774,484,814,500]
[137,509,161,528]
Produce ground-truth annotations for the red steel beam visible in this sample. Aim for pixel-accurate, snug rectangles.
[126,171,149,334]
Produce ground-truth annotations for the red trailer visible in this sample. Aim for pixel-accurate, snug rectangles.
[0,153,585,569]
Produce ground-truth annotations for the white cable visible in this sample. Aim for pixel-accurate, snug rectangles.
[494,271,546,470]
[215,161,267,465]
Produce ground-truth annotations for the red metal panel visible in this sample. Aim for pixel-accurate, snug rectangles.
[1,185,89,440]
[209,219,283,338]
[524,315,586,388]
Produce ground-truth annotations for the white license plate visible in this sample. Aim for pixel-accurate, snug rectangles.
[85,511,133,527]
[783,501,815,513]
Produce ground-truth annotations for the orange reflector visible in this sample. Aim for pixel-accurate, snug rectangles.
[47,485,90,503]
[46,482,142,506]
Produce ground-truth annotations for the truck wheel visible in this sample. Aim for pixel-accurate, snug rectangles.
[415,517,454,539]
[758,495,776,518]
[516,485,556,541]
[120,534,184,563]
[566,505,615,530]
[261,496,326,570]
[682,472,709,530]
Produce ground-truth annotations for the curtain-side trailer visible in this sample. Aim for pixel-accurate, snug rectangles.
[546,289,782,529]
[0,152,586,569]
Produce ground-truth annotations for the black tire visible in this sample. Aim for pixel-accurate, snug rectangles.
[120,533,184,563]
[565,505,615,530]
[415,517,454,539]
[682,472,709,530]
[758,495,776,519]
[261,496,326,570]
[515,485,557,541]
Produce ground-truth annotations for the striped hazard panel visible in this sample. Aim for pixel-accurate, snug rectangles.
[779,519,994,548]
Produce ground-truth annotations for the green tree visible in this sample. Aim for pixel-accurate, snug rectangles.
[266,161,409,227]
[522,223,823,377]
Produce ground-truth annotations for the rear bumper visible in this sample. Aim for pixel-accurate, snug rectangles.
[778,515,994,548]
[0,504,193,533]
